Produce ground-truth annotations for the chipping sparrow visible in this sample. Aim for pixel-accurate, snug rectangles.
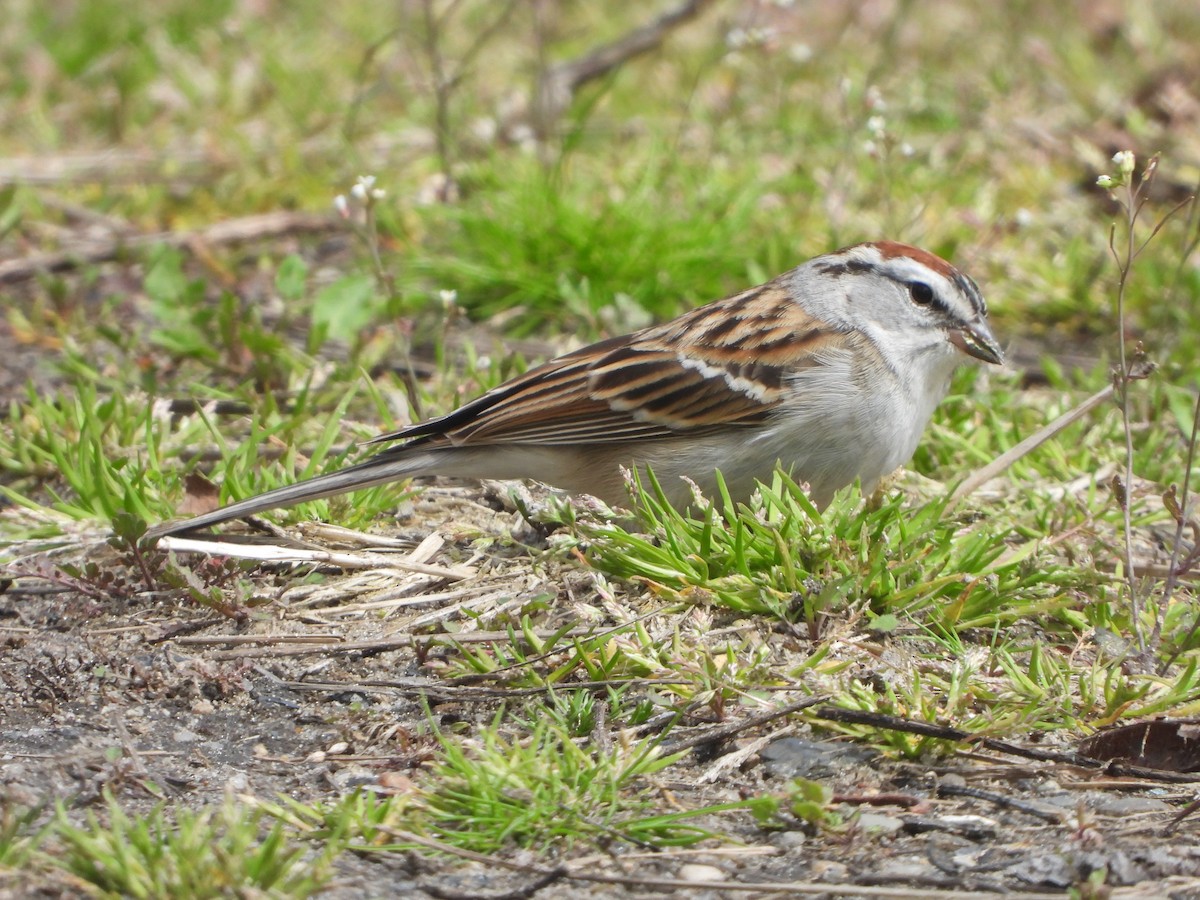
[149,241,1001,537]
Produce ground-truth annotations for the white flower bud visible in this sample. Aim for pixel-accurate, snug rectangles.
[788,43,813,63]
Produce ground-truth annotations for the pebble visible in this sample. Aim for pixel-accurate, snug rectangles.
[678,864,726,882]
[855,812,904,834]
[873,856,937,880]
[770,831,807,851]
[760,737,879,780]
[809,860,850,882]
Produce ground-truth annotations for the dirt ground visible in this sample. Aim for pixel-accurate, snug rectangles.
[5,475,1200,899]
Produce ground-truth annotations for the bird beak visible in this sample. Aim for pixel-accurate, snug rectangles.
[948,321,1003,365]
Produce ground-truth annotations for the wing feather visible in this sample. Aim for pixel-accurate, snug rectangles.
[368,281,851,449]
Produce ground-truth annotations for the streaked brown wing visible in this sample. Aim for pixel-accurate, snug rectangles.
[370,281,847,448]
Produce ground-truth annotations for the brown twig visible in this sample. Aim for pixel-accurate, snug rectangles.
[273,676,691,705]
[190,627,611,660]
[945,384,1117,512]
[661,696,826,755]
[935,782,1065,824]
[532,0,719,133]
[0,150,213,185]
[0,210,337,285]
[812,705,1200,783]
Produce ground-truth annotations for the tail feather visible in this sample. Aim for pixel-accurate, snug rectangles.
[146,453,426,538]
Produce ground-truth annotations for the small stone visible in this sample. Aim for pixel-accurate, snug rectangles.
[1088,794,1172,816]
[771,830,807,851]
[855,812,904,834]
[810,860,850,883]
[329,765,379,792]
[678,864,726,883]
[874,856,936,880]
[378,771,414,792]
[760,737,878,780]
[936,814,1000,838]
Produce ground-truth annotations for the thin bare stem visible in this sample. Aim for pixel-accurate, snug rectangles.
[945,385,1115,512]
[1109,179,1142,650]
[1159,390,1200,672]
[361,202,393,299]
[1104,158,1196,656]
[1165,174,1200,306]
[419,0,454,179]
[416,0,520,182]
[342,26,405,143]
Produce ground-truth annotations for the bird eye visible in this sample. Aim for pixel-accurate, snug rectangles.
[908,282,935,305]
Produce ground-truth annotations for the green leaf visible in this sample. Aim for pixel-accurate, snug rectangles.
[311,274,378,342]
[275,254,309,302]
[867,613,900,634]
[143,245,188,305]
[0,184,20,238]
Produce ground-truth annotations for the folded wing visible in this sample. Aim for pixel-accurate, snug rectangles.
[369,282,849,449]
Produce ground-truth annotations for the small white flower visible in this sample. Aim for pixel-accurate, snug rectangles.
[1112,150,1135,175]
[438,289,458,307]
[727,26,774,49]
[865,84,886,111]
[1096,174,1115,189]
[351,175,378,201]
[866,115,887,137]
[471,116,499,143]
[788,42,813,63]
[509,123,536,149]
[371,188,386,200]
[899,142,915,157]
[862,139,878,157]
[333,194,350,217]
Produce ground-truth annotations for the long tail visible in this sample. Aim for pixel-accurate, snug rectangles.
[146,450,428,538]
